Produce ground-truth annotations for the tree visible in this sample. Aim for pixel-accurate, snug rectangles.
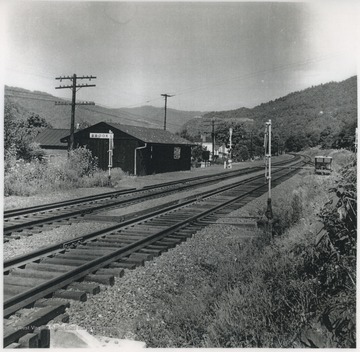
[285,135,306,152]
[191,144,207,162]
[233,145,249,161]
[77,120,92,130]
[320,127,335,149]
[4,102,50,162]
[332,121,357,150]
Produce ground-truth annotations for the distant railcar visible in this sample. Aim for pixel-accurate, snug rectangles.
[314,156,332,175]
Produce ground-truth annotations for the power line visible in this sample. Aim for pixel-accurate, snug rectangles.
[5,94,60,103]
[77,105,161,128]
[55,74,96,150]
[5,92,185,129]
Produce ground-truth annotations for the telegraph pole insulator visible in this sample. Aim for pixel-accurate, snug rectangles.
[55,74,96,150]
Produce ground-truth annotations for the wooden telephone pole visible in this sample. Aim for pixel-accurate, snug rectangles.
[161,93,174,131]
[55,74,96,150]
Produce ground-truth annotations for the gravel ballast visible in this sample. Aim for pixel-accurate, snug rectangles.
[4,155,292,210]
[3,222,117,261]
[65,169,311,342]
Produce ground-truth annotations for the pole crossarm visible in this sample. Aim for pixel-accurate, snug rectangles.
[55,84,96,89]
[55,101,95,106]
[55,75,97,81]
[55,73,96,150]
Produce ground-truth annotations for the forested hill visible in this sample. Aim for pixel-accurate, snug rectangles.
[182,76,357,151]
[4,87,203,134]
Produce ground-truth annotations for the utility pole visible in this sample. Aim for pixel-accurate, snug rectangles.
[250,131,253,160]
[211,117,215,162]
[55,74,96,150]
[228,127,233,169]
[161,93,174,131]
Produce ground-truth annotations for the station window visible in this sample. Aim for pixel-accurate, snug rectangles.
[174,147,181,159]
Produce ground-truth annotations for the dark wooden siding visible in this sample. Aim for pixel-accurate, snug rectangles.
[73,122,192,175]
[150,145,191,173]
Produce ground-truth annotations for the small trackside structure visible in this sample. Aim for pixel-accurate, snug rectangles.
[61,122,195,176]
[314,155,333,175]
[33,129,69,156]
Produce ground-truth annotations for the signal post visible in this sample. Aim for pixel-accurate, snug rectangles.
[264,120,273,237]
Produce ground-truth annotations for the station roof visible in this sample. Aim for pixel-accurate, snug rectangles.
[34,129,69,148]
[107,122,194,145]
[62,122,195,146]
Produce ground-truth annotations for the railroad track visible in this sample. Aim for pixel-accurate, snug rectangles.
[3,156,307,347]
[3,155,300,241]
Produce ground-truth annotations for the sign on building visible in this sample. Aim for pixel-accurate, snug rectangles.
[90,133,113,139]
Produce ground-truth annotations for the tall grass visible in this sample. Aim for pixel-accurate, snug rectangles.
[4,147,125,196]
[132,156,355,348]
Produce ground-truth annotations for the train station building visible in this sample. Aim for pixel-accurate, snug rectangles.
[60,122,195,176]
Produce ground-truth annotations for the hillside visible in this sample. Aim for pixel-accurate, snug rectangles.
[183,76,357,143]
[4,87,203,133]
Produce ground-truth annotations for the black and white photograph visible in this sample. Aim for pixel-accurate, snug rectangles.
[1,0,358,348]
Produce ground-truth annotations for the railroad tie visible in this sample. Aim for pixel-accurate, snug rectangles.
[139,248,162,257]
[154,238,179,247]
[25,263,75,273]
[67,282,101,295]
[120,257,145,267]
[4,304,67,346]
[41,257,90,267]
[34,298,71,309]
[18,333,39,348]
[109,261,137,270]
[4,275,50,288]
[145,244,169,252]
[83,274,115,286]
[33,326,51,348]
[9,268,61,280]
[53,289,88,302]
[95,268,125,278]
[4,284,30,297]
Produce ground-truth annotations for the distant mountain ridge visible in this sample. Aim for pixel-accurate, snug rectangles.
[182,76,357,141]
[5,76,357,142]
[4,86,204,134]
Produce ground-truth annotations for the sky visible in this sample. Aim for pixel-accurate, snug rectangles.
[1,0,359,112]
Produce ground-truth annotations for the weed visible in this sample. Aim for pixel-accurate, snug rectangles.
[131,154,356,348]
[4,147,125,196]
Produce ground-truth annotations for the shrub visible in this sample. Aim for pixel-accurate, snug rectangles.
[4,147,125,196]
[312,156,356,347]
[132,159,356,348]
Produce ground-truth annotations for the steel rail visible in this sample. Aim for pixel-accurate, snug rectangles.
[4,156,300,237]
[3,187,137,218]
[4,161,304,318]
[4,154,299,219]
[3,170,275,272]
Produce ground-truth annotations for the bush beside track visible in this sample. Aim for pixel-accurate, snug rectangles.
[4,153,292,210]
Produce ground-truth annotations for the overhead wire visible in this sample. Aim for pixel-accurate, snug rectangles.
[5,91,185,129]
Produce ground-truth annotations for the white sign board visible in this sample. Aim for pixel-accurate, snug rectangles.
[90,132,113,139]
